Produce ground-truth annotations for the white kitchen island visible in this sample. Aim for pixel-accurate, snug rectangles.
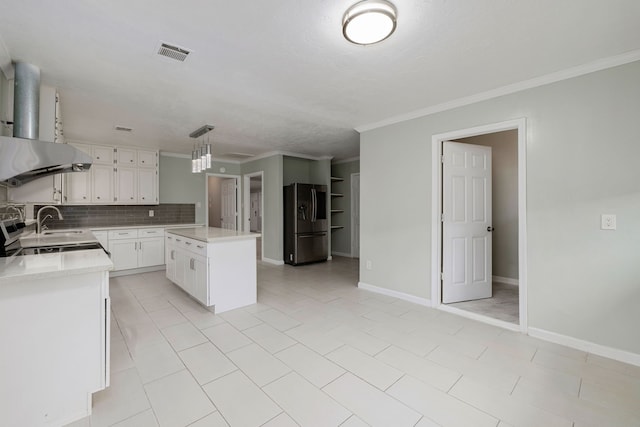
[0,249,113,427]
[165,227,260,313]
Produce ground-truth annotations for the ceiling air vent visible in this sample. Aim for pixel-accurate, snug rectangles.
[157,42,191,62]
[223,152,255,160]
[114,126,133,132]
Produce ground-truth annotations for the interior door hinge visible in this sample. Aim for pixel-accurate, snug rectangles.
[441,154,445,163]
[440,272,444,281]
[441,213,444,222]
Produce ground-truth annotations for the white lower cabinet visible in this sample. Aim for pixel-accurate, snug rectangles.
[165,235,209,305]
[108,228,165,271]
[165,232,257,312]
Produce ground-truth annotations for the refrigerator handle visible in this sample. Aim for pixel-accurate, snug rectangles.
[311,188,316,222]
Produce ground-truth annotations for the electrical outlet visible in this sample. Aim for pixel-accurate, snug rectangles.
[601,214,616,230]
[149,210,154,217]
[366,260,372,270]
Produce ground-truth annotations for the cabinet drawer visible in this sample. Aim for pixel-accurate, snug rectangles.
[182,238,207,256]
[139,227,164,237]
[108,229,138,240]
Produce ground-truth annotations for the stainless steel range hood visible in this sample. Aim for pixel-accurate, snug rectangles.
[0,62,92,187]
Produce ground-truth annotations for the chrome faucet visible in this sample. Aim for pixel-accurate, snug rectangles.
[36,205,64,234]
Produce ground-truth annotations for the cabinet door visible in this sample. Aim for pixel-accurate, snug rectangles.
[116,166,137,204]
[174,250,189,291]
[92,164,114,203]
[138,237,164,268]
[166,244,176,282]
[93,145,115,165]
[66,169,91,203]
[138,150,157,168]
[192,255,208,305]
[108,239,138,271]
[117,148,136,166]
[138,168,157,204]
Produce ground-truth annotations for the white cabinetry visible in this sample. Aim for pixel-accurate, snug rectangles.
[108,228,164,271]
[165,234,209,305]
[66,143,115,204]
[115,166,137,204]
[63,144,157,205]
[165,229,258,313]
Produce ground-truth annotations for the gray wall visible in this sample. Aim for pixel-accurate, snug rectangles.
[360,60,640,355]
[457,131,518,281]
[331,160,360,256]
[241,155,283,262]
[159,154,240,224]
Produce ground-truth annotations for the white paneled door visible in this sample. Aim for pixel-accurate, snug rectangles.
[221,178,237,230]
[442,141,492,303]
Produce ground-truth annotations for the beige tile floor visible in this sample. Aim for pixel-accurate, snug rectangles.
[68,257,640,427]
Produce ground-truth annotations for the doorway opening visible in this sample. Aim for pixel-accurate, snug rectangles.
[351,173,360,258]
[431,119,527,333]
[243,171,264,261]
[206,174,240,230]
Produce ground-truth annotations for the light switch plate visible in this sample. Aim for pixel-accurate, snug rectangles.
[149,210,154,217]
[601,214,616,230]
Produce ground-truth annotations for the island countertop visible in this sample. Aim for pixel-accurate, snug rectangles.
[166,226,261,243]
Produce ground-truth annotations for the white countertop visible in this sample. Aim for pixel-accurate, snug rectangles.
[91,223,203,231]
[19,228,99,248]
[167,226,261,243]
[0,249,113,284]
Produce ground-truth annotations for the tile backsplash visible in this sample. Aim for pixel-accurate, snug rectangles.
[33,204,196,229]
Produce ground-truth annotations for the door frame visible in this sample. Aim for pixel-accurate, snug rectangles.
[243,171,264,260]
[430,118,528,333]
[205,173,241,230]
[350,173,360,258]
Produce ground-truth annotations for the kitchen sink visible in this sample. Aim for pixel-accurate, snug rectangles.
[41,229,87,235]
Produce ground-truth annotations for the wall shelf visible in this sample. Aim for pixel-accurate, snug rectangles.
[331,193,344,197]
[331,225,344,229]
[331,177,344,182]
[331,209,344,213]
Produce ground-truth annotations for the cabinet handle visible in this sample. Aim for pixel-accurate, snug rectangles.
[130,197,134,200]
[170,250,174,260]
[185,242,192,246]
[176,239,181,242]
[83,196,86,199]
[97,196,100,199]
[190,258,195,270]
[197,245,204,249]
[118,232,128,235]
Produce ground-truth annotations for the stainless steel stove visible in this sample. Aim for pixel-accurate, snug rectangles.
[0,218,108,258]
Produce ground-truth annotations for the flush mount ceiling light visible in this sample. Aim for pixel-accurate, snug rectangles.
[343,0,397,45]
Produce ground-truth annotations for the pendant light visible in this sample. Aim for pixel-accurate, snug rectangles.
[189,125,215,173]
[343,0,397,45]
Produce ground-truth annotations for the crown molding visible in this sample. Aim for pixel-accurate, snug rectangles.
[332,156,360,165]
[356,49,640,133]
[239,150,333,164]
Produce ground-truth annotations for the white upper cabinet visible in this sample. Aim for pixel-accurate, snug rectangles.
[61,143,157,205]
[138,168,157,204]
[115,166,137,204]
[93,145,115,164]
[117,148,136,166]
[137,150,157,168]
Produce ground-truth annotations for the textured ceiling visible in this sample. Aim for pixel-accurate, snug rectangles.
[0,0,639,161]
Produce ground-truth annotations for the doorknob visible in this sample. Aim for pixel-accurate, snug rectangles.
[487,226,494,232]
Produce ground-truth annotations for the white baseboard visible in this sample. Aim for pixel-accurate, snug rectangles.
[529,327,640,367]
[262,257,284,265]
[331,251,353,258]
[438,304,521,332]
[358,282,431,307]
[110,265,165,277]
[493,275,519,286]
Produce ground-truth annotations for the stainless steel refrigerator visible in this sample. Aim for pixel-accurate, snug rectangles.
[284,183,328,265]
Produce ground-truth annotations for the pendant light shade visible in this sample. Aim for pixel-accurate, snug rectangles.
[189,125,215,173]
[343,0,397,45]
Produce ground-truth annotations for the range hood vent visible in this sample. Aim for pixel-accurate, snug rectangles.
[0,62,92,187]
[157,42,191,62]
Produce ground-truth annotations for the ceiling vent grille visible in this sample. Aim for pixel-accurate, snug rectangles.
[157,43,191,62]
[223,152,255,160]
[114,126,133,132]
